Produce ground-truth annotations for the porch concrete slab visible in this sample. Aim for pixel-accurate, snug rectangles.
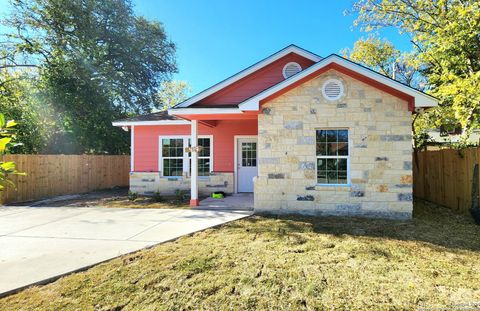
[199,193,254,210]
[0,206,251,296]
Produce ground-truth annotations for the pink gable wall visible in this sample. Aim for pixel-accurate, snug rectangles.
[194,53,316,106]
[133,120,258,172]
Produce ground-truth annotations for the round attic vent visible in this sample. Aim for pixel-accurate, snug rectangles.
[282,62,302,79]
[322,79,344,101]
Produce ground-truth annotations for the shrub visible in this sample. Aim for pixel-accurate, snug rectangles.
[174,189,186,202]
[127,191,137,201]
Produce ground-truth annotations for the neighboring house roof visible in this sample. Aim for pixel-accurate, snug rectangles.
[427,129,480,144]
[112,111,189,126]
[174,44,322,108]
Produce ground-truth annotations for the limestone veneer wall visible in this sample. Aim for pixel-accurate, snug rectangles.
[130,172,234,196]
[254,70,413,219]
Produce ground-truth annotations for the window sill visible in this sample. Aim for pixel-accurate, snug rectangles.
[160,175,211,180]
[315,184,351,191]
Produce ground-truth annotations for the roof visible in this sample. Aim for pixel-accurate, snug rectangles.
[112,111,189,126]
[174,44,322,108]
[113,46,440,126]
[237,54,438,111]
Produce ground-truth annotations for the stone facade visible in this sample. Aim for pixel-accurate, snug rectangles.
[254,70,413,219]
[130,172,234,196]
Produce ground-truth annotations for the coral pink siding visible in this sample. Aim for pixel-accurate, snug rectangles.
[133,120,258,172]
[194,53,315,106]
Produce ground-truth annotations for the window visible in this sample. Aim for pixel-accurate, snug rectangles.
[161,138,184,177]
[160,136,212,177]
[316,129,349,185]
[241,142,257,167]
[189,138,212,176]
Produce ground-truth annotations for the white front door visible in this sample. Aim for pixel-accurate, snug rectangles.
[237,137,258,193]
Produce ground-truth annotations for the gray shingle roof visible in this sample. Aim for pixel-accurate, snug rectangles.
[115,110,180,122]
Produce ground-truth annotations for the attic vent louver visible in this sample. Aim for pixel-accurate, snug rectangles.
[322,79,344,101]
[282,62,302,79]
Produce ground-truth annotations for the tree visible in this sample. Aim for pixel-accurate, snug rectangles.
[342,36,426,89]
[155,80,191,111]
[0,113,25,191]
[0,71,53,153]
[1,0,177,154]
[342,36,400,77]
[351,0,480,139]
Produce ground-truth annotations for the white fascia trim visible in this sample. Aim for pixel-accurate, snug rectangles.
[175,45,322,108]
[112,120,190,126]
[239,54,439,111]
[168,108,243,115]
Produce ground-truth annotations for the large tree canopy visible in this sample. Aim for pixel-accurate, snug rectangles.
[1,0,177,153]
[352,0,480,138]
[341,36,426,89]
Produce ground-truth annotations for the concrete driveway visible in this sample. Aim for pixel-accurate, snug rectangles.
[0,206,251,296]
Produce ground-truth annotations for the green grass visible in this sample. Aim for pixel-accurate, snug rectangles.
[1,201,479,310]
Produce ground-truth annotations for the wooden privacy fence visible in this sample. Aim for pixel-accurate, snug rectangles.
[0,155,130,204]
[413,148,480,214]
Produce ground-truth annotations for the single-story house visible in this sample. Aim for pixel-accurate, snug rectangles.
[113,44,438,219]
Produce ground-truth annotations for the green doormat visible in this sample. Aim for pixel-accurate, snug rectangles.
[211,192,225,199]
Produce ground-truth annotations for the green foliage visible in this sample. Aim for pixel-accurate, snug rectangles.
[0,71,53,153]
[342,36,400,77]
[127,190,137,201]
[1,0,177,154]
[342,35,427,89]
[0,113,25,191]
[352,0,480,138]
[156,80,191,111]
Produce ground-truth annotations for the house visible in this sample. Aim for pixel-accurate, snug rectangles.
[425,128,480,148]
[113,45,438,219]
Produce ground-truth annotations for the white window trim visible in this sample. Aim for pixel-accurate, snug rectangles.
[282,62,302,79]
[315,129,351,186]
[158,135,213,178]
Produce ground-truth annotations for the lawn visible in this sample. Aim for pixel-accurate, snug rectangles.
[1,201,479,310]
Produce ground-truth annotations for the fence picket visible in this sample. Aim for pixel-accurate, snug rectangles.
[414,148,478,214]
[0,155,130,204]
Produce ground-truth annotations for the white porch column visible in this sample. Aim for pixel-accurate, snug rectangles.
[130,126,135,172]
[190,120,199,206]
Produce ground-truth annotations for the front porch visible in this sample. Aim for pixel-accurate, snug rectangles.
[167,109,259,207]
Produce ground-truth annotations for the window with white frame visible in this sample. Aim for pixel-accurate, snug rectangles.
[160,136,212,177]
[316,129,349,185]
[188,137,211,176]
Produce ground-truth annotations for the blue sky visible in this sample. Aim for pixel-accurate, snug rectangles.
[1,0,412,94]
[132,0,412,94]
